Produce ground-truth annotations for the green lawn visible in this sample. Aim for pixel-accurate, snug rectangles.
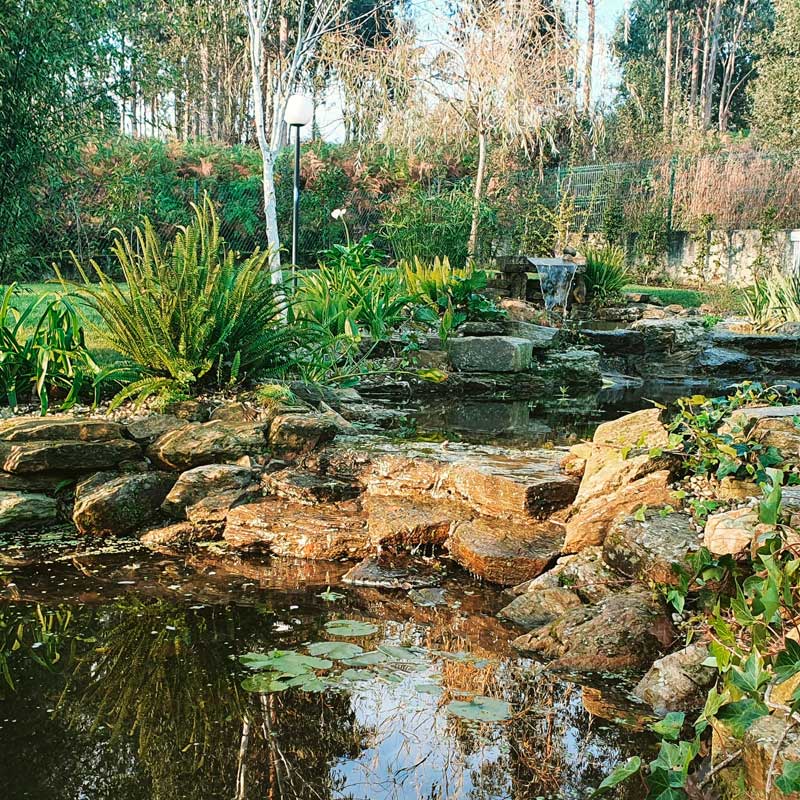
[624,284,708,308]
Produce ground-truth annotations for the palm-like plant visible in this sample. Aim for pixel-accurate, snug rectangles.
[583,245,630,306]
[61,196,298,406]
[744,267,800,331]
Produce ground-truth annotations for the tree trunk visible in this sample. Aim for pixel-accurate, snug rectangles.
[244,0,284,293]
[663,8,673,133]
[702,0,723,130]
[689,11,701,126]
[583,0,595,114]
[468,130,488,260]
[718,0,750,132]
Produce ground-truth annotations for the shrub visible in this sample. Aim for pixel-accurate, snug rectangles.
[743,267,800,331]
[401,256,504,343]
[0,284,100,413]
[61,197,298,406]
[583,245,630,306]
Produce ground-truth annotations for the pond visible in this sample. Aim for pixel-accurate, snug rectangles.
[0,547,656,800]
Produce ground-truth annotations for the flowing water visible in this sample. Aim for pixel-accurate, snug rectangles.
[530,262,577,324]
[0,545,656,800]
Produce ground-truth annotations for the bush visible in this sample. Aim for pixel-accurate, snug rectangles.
[61,197,298,406]
[583,245,630,306]
[0,284,100,413]
[743,266,800,331]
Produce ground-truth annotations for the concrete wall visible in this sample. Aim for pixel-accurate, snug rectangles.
[665,228,800,287]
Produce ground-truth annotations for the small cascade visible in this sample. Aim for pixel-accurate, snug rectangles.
[529,259,577,323]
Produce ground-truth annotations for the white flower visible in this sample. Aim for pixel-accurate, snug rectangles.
[331,207,347,220]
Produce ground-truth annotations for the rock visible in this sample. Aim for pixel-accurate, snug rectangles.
[564,470,674,553]
[317,401,356,432]
[540,349,602,388]
[458,320,506,336]
[413,350,450,371]
[0,491,58,531]
[742,715,800,800]
[630,317,706,352]
[575,408,672,507]
[364,495,462,549]
[0,472,72,493]
[268,413,338,457]
[1,439,142,474]
[349,438,579,520]
[498,586,582,630]
[510,546,616,604]
[342,556,442,589]
[185,491,247,526]
[447,517,563,585]
[162,464,257,519]
[140,522,204,549]
[697,346,754,374]
[560,442,592,477]
[208,402,252,423]
[721,405,800,457]
[125,414,187,445]
[223,497,370,560]
[73,471,176,536]
[162,399,210,422]
[704,507,760,556]
[0,416,125,442]
[447,336,533,373]
[264,468,360,504]
[716,476,760,502]
[581,329,646,356]
[511,589,673,675]
[633,643,715,715]
[408,587,448,607]
[503,321,560,350]
[147,421,270,470]
[602,511,699,585]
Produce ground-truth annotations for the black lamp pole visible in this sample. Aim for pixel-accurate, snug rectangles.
[291,123,301,286]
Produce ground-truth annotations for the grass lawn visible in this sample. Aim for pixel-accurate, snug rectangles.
[624,284,708,308]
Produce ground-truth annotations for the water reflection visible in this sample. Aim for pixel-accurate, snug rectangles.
[0,555,654,799]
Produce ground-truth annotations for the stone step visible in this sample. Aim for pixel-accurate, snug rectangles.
[447,517,564,586]
[363,495,462,549]
[318,437,579,520]
[263,467,361,504]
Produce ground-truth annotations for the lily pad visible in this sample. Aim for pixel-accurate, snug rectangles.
[446,696,512,722]
[307,641,364,660]
[325,619,379,637]
[378,644,425,662]
[239,650,332,676]
[415,682,444,696]
[340,668,374,682]
[241,673,289,693]
[342,650,388,667]
[285,673,330,693]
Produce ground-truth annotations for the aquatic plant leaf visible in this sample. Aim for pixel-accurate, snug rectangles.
[415,682,444,696]
[307,641,364,660]
[446,696,511,722]
[339,668,374,682]
[317,588,345,602]
[378,644,425,662]
[590,756,641,797]
[239,650,332,676]
[239,650,292,670]
[342,650,388,667]
[325,619,379,637]
[241,673,289,693]
[285,674,330,693]
[374,667,404,683]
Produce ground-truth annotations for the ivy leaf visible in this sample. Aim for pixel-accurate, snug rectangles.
[590,757,641,797]
[729,652,770,696]
[715,698,769,738]
[634,505,648,522]
[650,712,685,742]
[775,761,800,794]
[774,639,800,683]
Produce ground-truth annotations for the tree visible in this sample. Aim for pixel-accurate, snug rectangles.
[750,0,800,149]
[0,0,114,279]
[583,0,596,115]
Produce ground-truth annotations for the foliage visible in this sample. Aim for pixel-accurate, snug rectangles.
[60,197,298,406]
[743,267,800,331]
[583,245,630,306]
[0,283,100,413]
[632,204,668,284]
[401,256,504,343]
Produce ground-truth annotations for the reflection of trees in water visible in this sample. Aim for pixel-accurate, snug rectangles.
[1,600,368,800]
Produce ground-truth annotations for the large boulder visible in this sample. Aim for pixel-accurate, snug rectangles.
[633,643,715,716]
[563,470,674,553]
[364,495,462,549]
[511,589,673,675]
[602,510,699,586]
[342,555,442,589]
[0,416,125,442]
[742,715,800,800]
[268,413,338,457]
[223,497,371,560]
[1,439,142,474]
[264,467,361,504]
[161,464,258,519]
[125,414,188,445]
[447,518,563,585]
[704,506,760,556]
[0,491,58,532]
[447,336,533,373]
[498,586,582,630]
[539,349,602,388]
[720,405,800,457]
[73,471,176,536]
[147,421,271,470]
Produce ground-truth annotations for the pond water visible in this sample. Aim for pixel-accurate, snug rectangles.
[0,547,656,800]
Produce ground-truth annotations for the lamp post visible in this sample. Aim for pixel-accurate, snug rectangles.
[284,94,314,283]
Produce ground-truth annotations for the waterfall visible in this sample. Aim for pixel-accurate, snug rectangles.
[528,259,577,323]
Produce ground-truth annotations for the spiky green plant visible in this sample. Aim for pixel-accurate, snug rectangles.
[0,284,100,413]
[61,196,298,407]
[583,245,630,306]
[744,267,800,332]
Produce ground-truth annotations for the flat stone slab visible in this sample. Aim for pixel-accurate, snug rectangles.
[0,439,142,474]
[264,468,361,504]
[327,437,579,520]
[0,491,58,532]
[447,517,564,585]
[363,495,463,549]
[162,464,257,519]
[447,336,533,373]
[223,497,371,560]
[498,586,582,630]
[342,556,442,589]
[0,416,126,442]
